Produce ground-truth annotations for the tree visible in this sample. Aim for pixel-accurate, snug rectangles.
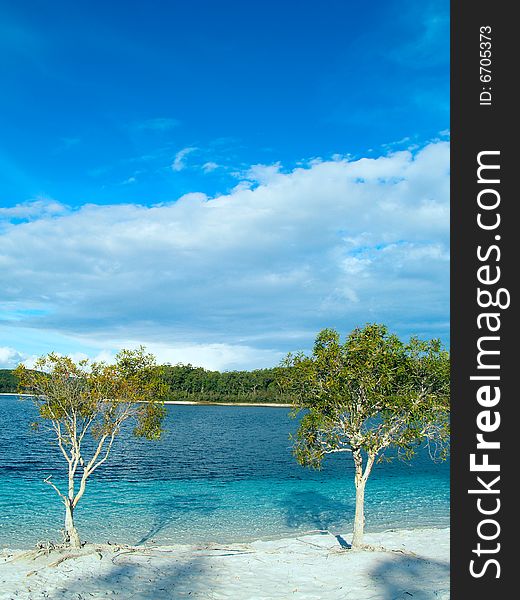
[0,369,18,393]
[14,347,167,548]
[280,324,450,549]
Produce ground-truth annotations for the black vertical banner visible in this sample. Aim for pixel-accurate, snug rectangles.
[451,1,515,597]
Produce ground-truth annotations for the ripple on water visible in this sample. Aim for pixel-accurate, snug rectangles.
[0,395,449,547]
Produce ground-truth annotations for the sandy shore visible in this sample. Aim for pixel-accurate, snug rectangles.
[0,394,292,407]
[162,400,292,407]
[0,527,449,599]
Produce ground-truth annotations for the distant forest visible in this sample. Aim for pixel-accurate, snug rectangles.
[0,370,18,394]
[0,365,292,404]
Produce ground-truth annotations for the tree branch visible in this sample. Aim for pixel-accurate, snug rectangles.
[43,476,67,503]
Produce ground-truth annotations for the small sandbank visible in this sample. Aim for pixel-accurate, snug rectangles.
[0,527,449,599]
[162,400,292,407]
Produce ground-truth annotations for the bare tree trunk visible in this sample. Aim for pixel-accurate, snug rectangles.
[352,479,366,548]
[351,449,376,549]
[351,449,365,548]
[64,500,81,548]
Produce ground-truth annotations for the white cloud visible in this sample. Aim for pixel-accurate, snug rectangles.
[0,198,67,222]
[202,161,219,173]
[0,141,449,369]
[0,346,28,369]
[243,163,282,184]
[171,147,197,172]
[94,342,283,371]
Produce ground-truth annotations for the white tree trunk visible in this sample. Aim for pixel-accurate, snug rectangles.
[351,479,366,548]
[64,501,81,548]
[351,448,372,549]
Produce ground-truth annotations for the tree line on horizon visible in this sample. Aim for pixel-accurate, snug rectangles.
[0,363,292,403]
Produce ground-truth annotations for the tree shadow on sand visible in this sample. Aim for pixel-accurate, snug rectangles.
[136,493,221,545]
[369,553,450,600]
[49,554,209,600]
[281,490,354,533]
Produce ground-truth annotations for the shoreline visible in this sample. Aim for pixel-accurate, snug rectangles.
[1,522,449,553]
[162,400,292,407]
[0,393,292,407]
[1,527,450,599]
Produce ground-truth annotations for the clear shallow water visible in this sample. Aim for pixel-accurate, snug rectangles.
[0,395,449,548]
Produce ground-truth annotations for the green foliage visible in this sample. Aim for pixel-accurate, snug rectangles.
[0,369,19,393]
[280,324,450,469]
[159,364,289,404]
[14,347,166,445]
[2,363,293,404]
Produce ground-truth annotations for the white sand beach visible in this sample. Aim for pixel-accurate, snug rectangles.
[0,527,449,599]
[161,400,293,407]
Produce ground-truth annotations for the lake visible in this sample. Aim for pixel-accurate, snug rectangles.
[0,395,449,548]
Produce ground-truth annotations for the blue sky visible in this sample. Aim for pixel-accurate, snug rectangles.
[0,0,449,370]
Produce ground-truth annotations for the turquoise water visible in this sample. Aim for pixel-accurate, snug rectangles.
[0,395,449,548]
